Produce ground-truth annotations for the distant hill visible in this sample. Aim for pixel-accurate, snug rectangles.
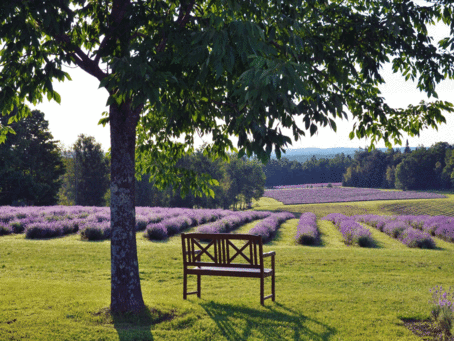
[272,147,413,163]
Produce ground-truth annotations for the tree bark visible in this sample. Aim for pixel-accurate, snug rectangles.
[109,102,145,313]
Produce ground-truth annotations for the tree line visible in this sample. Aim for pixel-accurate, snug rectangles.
[343,141,454,190]
[1,111,265,209]
[263,154,353,188]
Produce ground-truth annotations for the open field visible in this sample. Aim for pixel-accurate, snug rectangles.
[1,195,454,340]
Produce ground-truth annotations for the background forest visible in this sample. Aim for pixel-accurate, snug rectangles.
[2,112,454,210]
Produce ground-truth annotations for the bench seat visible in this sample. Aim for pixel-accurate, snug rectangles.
[188,266,274,277]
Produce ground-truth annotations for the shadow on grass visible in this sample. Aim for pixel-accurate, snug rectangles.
[201,301,336,341]
[109,306,175,341]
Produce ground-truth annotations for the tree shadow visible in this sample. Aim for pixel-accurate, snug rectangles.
[201,301,336,341]
[111,306,175,341]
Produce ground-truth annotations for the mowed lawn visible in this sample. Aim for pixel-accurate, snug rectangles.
[1,195,454,340]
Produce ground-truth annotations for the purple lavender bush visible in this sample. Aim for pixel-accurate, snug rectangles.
[339,219,374,247]
[143,223,168,240]
[382,221,408,239]
[249,212,295,243]
[429,286,454,339]
[135,215,149,231]
[434,223,454,243]
[400,228,436,249]
[26,222,64,239]
[295,212,320,246]
[354,214,393,231]
[0,223,12,236]
[8,219,27,233]
[80,221,111,241]
[196,211,272,235]
[322,214,374,247]
[321,213,348,226]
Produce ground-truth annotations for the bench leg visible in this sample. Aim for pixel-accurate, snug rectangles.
[197,274,201,298]
[260,277,264,306]
[271,272,275,302]
[183,272,187,299]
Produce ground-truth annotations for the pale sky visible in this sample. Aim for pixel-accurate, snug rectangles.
[33,20,454,152]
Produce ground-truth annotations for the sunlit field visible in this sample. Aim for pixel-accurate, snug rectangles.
[1,193,454,340]
[263,186,447,205]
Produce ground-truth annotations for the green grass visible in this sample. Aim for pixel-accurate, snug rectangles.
[1,197,454,340]
[254,193,454,219]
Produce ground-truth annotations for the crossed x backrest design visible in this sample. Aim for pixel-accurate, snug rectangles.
[182,233,262,267]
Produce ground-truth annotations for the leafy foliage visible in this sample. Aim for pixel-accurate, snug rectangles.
[58,135,110,206]
[0,110,64,205]
[264,154,353,188]
[3,0,454,314]
[2,0,454,183]
[343,142,454,190]
[136,151,265,209]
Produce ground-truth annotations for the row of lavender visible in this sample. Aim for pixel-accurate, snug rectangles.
[322,213,375,247]
[247,212,295,242]
[354,214,454,247]
[264,186,446,205]
[323,213,442,249]
[295,212,320,246]
[272,183,342,190]
[0,206,232,240]
[0,206,295,243]
[146,210,273,240]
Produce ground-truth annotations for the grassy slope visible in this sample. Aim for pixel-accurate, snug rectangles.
[1,194,454,340]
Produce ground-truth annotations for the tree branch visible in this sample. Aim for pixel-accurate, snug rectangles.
[157,0,195,52]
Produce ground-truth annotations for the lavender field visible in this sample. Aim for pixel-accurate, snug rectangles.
[354,214,454,245]
[272,182,342,189]
[264,186,446,205]
[321,212,454,249]
[0,206,231,241]
[0,206,296,243]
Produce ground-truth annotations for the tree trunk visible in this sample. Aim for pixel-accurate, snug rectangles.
[109,102,145,313]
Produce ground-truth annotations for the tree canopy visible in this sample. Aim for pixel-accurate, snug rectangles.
[342,142,454,190]
[2,0,454,314]
[0,110,64,205]
[58,134,110,206]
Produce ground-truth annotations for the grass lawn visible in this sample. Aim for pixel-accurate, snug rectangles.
[1,196,454,340]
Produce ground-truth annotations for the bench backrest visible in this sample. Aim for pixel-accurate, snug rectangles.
[181,233,264,269]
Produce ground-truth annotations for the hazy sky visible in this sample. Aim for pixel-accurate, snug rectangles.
[33,20,454,152]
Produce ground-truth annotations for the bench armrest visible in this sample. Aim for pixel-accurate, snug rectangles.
[262,251,276,258]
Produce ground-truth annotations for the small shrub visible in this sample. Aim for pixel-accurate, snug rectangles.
[429,286,454,339]
[296,234,318,246]
[9,220,25,234]
[144,224,168,241]
[25,223,62,239]
[81,227,109,241]
[80,222,111,241]
[357,235,375,247]
[61,221,79,235]
[0,224,12,236]
[438,308,453,339]
[136,217,148,231]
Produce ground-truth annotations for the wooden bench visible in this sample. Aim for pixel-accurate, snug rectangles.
[181,233,275,305]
